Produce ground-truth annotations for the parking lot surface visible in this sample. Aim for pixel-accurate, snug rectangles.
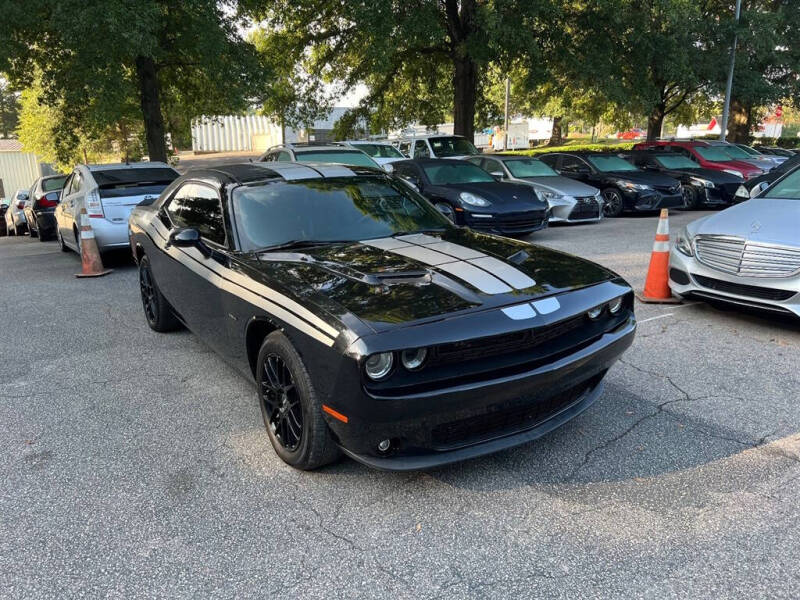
[2,208,799,598]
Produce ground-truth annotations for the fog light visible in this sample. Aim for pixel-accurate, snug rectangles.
[608,297,624,314]
[587,306,603,319]
[365,352,393,380]
[377,439,392,453]
[401,348,427,370]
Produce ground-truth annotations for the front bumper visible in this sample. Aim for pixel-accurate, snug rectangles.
[333,314,636,470]
[669,248,800,317]
[550,196,603,223]
[464,210,548,235]
[626,190,684,211]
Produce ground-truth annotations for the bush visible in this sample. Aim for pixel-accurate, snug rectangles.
[500,141,636,156]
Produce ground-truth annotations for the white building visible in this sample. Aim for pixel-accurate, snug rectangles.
[0,140,41,203]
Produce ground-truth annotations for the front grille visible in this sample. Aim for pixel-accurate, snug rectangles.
[568,197,601,220]
[429,314,586,366]
[471,215,545,233]
[695,235,800,278]
[693,274,796,301]
[431,374,603,448]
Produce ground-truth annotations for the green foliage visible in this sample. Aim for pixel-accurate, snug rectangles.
[504,142,635,156]
[0,78,20,138]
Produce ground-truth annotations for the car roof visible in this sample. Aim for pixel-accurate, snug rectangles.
[492,154,543,161]
[182,161,386,185]
[85,161,173,171]
[394,134,467,141]
[292,146,363,153]
[392,158,472,166]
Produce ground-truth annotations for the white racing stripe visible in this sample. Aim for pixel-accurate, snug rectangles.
[391,245,460,266]
[501,304,537,320]
[436,261,512,294]
[531,297,560,314]
[361,238,413,251]
[425,241,486,260]
[468,256,536,289]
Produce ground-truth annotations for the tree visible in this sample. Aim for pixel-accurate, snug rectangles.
[240,0,556,141]
[0,1,266,162]
[0,78,20,138]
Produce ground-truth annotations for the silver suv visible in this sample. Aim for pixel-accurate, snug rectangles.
[258,143,379,168]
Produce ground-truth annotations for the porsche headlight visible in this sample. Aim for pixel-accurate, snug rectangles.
[459,192,491,207]
[674,227,694,257]
[690,177,714,189]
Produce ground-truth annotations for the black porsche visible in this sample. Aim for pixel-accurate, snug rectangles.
[391,158,549,235]
[129,162,636,471]
[627,151,743,209]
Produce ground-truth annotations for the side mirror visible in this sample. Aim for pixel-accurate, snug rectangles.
[490,171,504,180]
[750,181,770,198]
[400,176,421,192]
[169,228,210,256]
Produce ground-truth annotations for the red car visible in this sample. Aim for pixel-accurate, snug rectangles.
[632,140,763,180]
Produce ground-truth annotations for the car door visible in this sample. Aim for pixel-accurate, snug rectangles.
[158,181,231,353]
[559,155,593,184]
[58,172,80,244]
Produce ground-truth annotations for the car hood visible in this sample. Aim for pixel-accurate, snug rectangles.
[516,175,599,197]
[664,168,742,184]
[244,229,616,332]
[604,171,679,187]
[428,181,543,207]
[690,198,800,246]
[708,159,761,174]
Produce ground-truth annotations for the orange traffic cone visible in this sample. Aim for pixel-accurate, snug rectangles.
[637,209,680,303]
[75,208,112,278]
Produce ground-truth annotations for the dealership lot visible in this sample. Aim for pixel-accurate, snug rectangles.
[2,211,799,598]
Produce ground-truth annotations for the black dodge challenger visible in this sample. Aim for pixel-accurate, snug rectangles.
[129,162,636,471]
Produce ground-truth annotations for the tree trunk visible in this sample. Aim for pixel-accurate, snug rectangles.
[646,104,665,141]
[135,55,167,163]
[549,117,563,146]
[452,56,477,142]
[728,98,750,143]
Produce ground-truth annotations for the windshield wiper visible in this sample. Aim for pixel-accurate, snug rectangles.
[255,239,352,253]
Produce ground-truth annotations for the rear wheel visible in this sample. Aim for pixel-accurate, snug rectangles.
[29,219,38,238]
[138,255,180,332]
[601,188,624,217]
[257,331,340,470]
[57,228,69,252]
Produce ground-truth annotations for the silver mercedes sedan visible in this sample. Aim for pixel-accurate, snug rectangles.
[669,165,800,317]
[465,155,603,223]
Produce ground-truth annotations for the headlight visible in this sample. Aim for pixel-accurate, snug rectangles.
[674,227,694,257]
[690,177,714,189]
[735,185,750,200]
[459,192,490,207]
[723,169,743,178]
[608,296,624,314]
[365,352,393,380]
[401,348,427,370]
[618,181,651,191]
[587,306,603,319]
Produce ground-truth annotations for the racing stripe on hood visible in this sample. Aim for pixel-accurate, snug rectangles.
[360,236,536,294]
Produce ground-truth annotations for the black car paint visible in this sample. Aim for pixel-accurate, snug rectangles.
[391,159,549,235]
[628,151,742,206]
[23,175,67,239]
[539,152,684,212]
[129,163,636,469]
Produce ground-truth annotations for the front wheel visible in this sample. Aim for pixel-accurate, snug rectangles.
[138,255,181,332]
[434,202,456,223]
[681,185,699,210]
[257,331,340,470]
[601,189,624,218]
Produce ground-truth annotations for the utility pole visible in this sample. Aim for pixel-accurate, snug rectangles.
[503,77,510,151]
[719,0,742,142]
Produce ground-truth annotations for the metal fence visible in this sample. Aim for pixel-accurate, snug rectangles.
[190,115,282,152]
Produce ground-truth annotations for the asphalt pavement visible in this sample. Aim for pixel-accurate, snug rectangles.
[1,206,799,598]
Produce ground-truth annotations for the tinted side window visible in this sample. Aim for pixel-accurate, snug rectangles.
[559,156,586,173]
[413,141,429,159]
[69,172,83,195]
[538,155,558,168]
[276,151,292,161]
[167,183,226,246]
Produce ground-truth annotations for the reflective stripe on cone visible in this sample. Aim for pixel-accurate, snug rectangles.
[75,208,112,278]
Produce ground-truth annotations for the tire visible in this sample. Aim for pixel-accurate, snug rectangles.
[257,331,340,470]
[29,219,38,238]
[601,188,624,218]
[57,228,69,252]
[434,202,456,222]
[138,255,181,332]
[681,185,699,210]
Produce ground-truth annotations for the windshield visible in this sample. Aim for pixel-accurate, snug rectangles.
[695,146,738,162]
[717,145,753,159]
[737,145,759,156]
[587,156,639,172]
[232,176,450,251]
[42,176,68,191]
[350,144,404,159]
[656,156,699,169]
[763,169,800,200]
[429,137,479,157]
[504,158,558,178]
[422,162,495,185]
[297,150,379,168]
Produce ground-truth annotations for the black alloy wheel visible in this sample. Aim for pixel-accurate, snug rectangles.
[256,331,340,470]
[434,202,456,222]
[601,188,624,217]
[682,185,699,210]
[261,354,304,451]
[138,255,180,332]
